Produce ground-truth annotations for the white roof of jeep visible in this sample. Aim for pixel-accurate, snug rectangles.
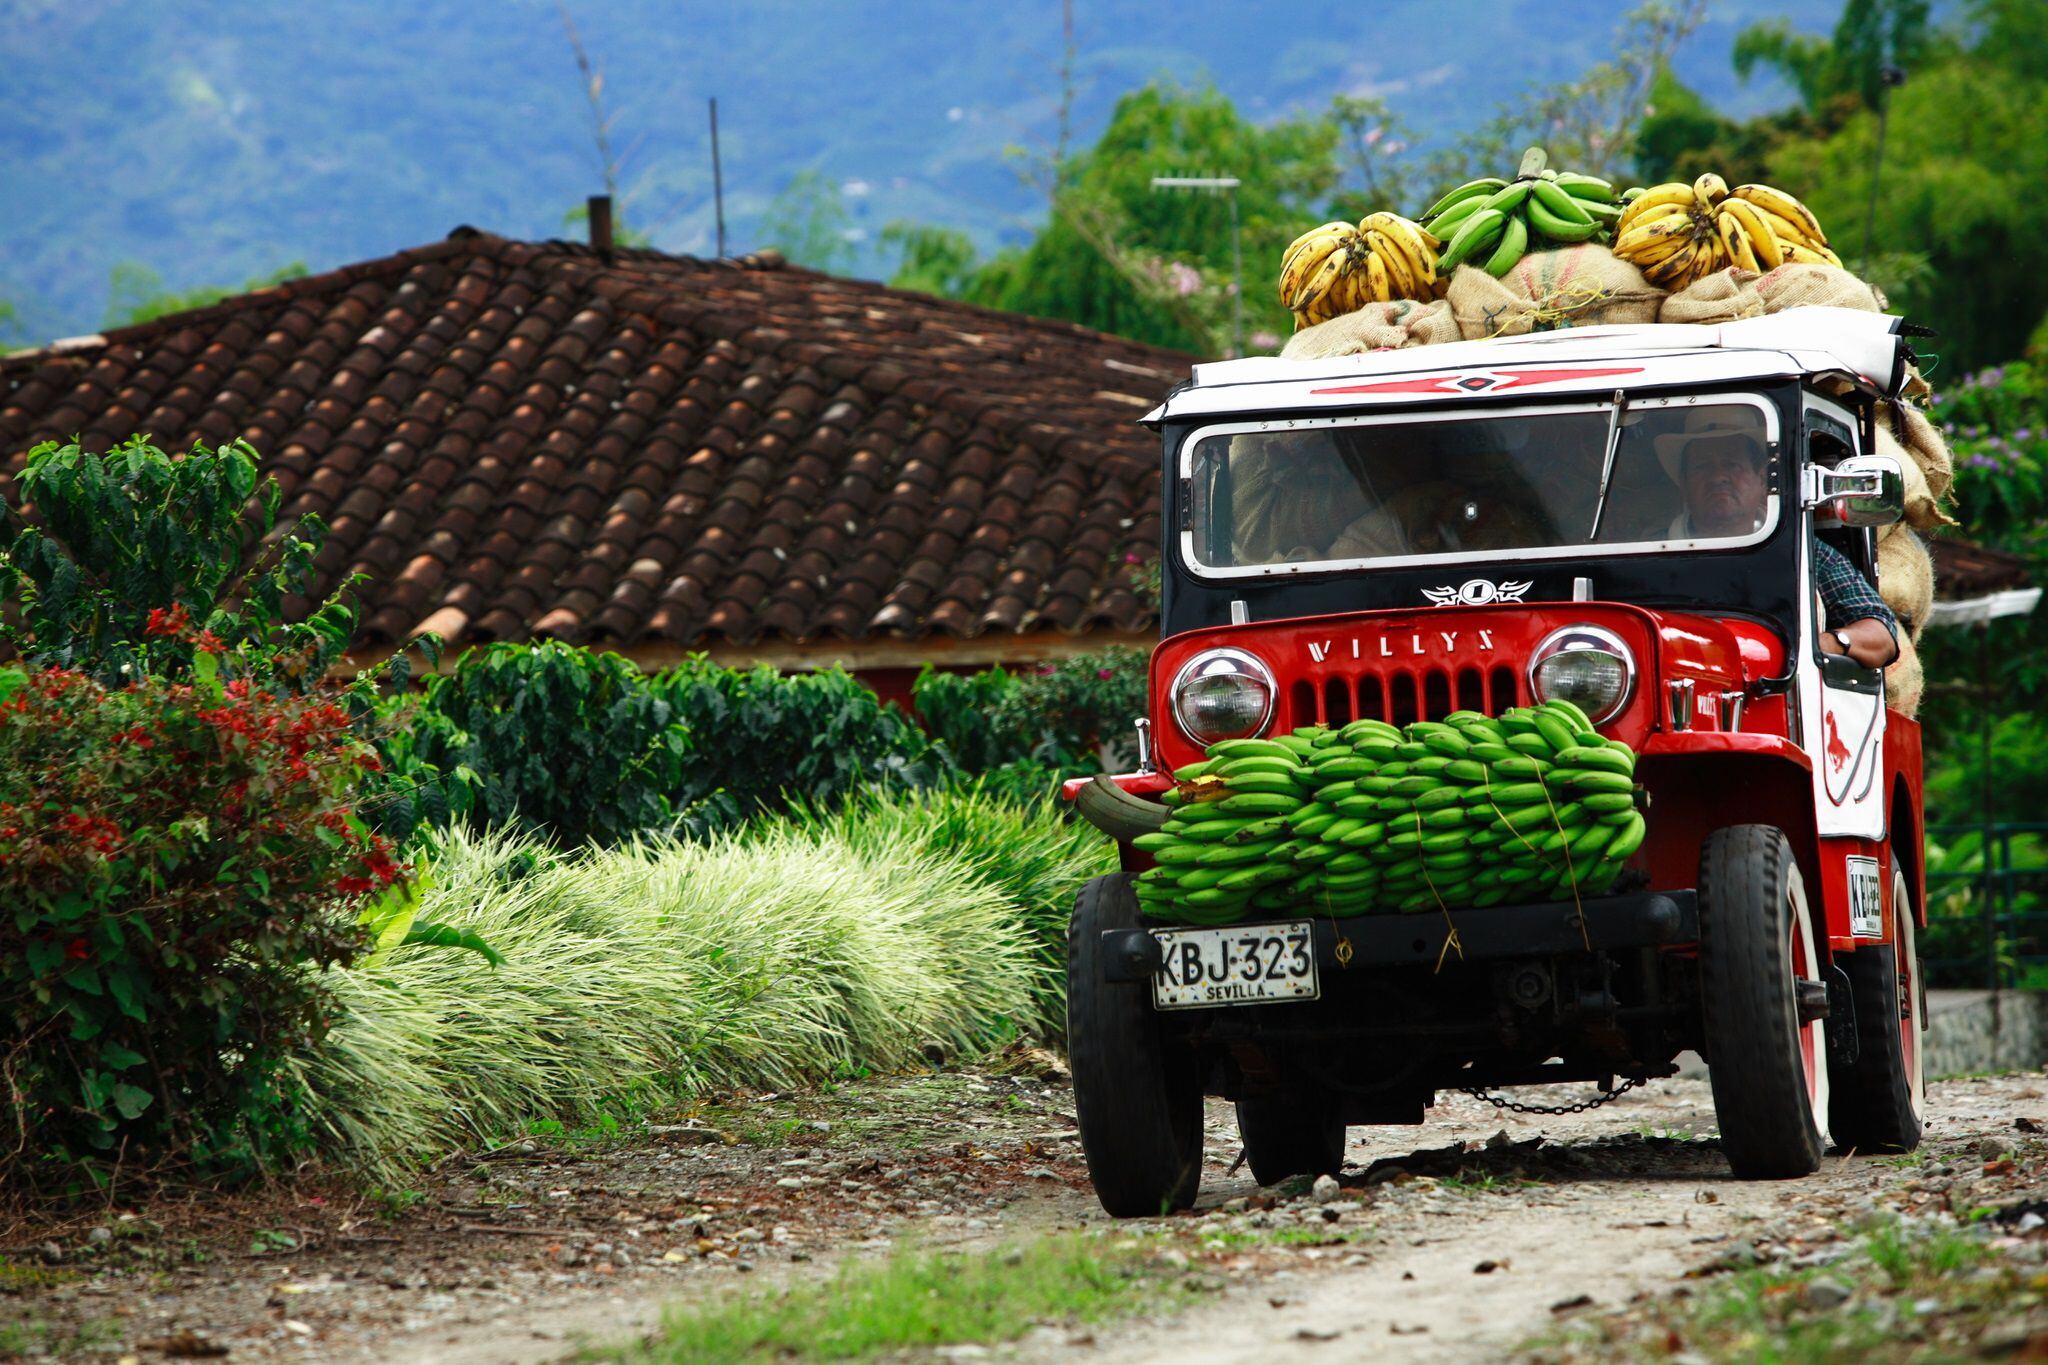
[1144,306,1910,424]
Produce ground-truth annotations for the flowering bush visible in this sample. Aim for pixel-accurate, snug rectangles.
[0,665,398,1186]
[1936,361,2048,557]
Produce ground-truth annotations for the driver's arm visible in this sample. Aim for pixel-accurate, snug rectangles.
[1814,540,1901,669]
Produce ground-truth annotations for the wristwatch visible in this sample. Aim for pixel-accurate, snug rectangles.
[1830,629,1853,652]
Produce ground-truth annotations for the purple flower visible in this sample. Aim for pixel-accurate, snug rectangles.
[1167,262,1203,297]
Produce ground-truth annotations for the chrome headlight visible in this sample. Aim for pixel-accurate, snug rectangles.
[1528,625,1635,726]
[1170,647,1276,746]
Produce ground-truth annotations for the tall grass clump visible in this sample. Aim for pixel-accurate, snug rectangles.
[778,782,1117,1033]
[291,824,1036,1180]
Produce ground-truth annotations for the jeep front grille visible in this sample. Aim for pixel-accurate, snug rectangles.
[1289,664,1523,728]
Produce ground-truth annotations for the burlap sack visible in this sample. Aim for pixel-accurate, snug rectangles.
[1280,298,1460,360]
[1225,439,1372,563]
[1876,525,1935,640]
[1754,263,1886,315]
[1892,401,1954,501]
[1658,267,1765,325]
[1886,631,1924,717]
[1874,423,1955,532]
[1447,247,1663,341]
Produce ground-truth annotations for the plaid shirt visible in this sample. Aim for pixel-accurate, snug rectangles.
[1815,538,1898,641]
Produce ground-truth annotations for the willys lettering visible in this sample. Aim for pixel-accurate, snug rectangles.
[1306,630,1496,664]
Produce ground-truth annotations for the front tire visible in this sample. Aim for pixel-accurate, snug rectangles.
[1698,825,1830,1178]
[1235,1094,1346,1187]
[1067,873,1204,1217]
[1830,866,1926,1152]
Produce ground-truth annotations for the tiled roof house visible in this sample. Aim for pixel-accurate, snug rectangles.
[0,227,1190,699]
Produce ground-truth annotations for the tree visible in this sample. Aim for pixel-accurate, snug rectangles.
[103,261,308,329]
[961,82,1340,355]
[1734,0,1932,113]
[1764,47,2048,369]
[760,169,857,274]
[1428,0,1709,190]
[880,221,980,298]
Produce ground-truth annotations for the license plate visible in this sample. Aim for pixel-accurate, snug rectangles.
[1151,921,1319,1010]
[1848,855,1882,937]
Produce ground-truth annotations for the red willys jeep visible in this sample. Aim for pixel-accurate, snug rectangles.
[1063,307,1929,1217]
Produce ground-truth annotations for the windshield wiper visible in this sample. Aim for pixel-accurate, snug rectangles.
[1586,388,1629,542]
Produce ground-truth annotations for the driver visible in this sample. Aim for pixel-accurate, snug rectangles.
[1657,412,1900,670]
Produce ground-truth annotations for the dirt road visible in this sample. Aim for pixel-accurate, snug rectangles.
[6,1063,2044,1362]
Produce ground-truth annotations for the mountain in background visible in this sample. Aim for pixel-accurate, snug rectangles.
[0,0,1845,341]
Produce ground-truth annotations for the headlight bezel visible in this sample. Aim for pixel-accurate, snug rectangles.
[1169,646,1277,746]
[1526,624,1636,726]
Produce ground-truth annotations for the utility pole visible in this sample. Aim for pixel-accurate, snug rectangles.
[709,97,728,258]
[1150,175,1243,358]
[1860,64,1906,278]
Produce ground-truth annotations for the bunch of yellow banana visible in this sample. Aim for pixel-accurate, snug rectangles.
[1613,174,1841,288]
[1278,214,1439,329]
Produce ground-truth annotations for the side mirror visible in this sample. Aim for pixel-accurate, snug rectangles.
[1804,453,1903,529]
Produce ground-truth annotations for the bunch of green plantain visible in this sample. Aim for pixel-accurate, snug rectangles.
[1421,146,1623,279]
[1132,698,1646,927]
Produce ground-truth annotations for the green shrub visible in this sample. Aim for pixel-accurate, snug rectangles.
[913,646,1149,778]
[656,659,941,815]
[0,667,397,1187]
[0,437,359,690]
[384,641,690,847]
[911,665,1021,772]
[291,823,1035,1179]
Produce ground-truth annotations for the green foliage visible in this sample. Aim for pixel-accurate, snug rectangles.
[959,81,1340,354]
[103,260,308,329]
[880,220,981,297]
[1431,1,1710,187]
[0,669,397,1188]
[656,658,940,816]
[0,436,358,691]
[913,647,1148,781]
[384,641,688,848]
[291,822,1037,1179]
[1641,0,2048,370]
[1734,0,1932,113]
[760,169,855,273]
[1920,362,2048,736]
[382,647,943,848]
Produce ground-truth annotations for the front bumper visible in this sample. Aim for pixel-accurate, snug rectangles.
[1099,891,1699,983]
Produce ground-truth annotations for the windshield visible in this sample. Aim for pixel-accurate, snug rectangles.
[1183,397,1779,576]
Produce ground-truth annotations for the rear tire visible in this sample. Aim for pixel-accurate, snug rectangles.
[1067,873,1204,1217]
[1830,866,1926,1152]
[1234,1094,1346,1187]
[1698,825,1830,1179]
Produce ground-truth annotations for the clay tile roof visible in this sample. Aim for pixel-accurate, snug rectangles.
[0,230,1185,655]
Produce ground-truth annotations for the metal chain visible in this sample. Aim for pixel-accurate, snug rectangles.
[1458,1076,1644,1116]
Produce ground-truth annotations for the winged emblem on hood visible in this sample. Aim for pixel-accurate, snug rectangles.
[1422,578,1534,607]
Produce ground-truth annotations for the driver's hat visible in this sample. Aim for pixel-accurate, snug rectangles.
[1654,410,1764,486]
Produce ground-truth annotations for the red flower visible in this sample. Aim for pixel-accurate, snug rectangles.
[144,604,191,637]
[195,630,225,654]
[1097,668,1114,680]
[66,938,90,961]
[336,876,374,896]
